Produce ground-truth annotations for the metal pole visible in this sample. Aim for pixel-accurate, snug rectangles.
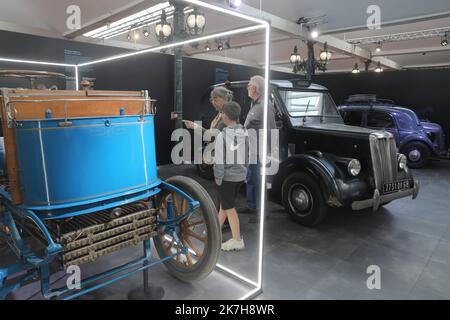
[173,0,185,129]
[306,40,315,81]
[364,60,371,72]
[142,239,150,291]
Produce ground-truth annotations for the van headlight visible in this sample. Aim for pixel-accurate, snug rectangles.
[398,154,407,170]
[347,159,361,176]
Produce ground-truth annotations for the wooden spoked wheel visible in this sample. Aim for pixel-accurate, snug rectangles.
[158,191,206,268]
[153,176,221,281]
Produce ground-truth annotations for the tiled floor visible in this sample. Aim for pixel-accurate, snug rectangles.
[259,160,450,300]
[2,161,450,300]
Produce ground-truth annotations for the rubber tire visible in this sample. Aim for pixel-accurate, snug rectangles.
[154,176,221,281]
[195,163,214,180]
[281,172,328,227]
[401,141,430,169]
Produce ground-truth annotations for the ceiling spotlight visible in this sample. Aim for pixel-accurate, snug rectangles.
[441,33,448,46]
[205,43,211,51]
[352,63,361,74]
[218,43,224,51]
[374,61,384,73]
[127,33,131,41]
[375,41,382,52]
[143,29,149,37]
[228,0,242,8]
[310,28,319,39]
[133,29,140,40]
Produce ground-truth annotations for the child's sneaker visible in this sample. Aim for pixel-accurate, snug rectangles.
[221,238,245,251]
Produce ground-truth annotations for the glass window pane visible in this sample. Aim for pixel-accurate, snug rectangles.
[343,111,363,126]
[367,112,394,128]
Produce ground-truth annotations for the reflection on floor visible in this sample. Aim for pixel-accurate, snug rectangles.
[3,161,450,300]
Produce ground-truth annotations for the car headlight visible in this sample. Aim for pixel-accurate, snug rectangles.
[398,153,407,170]
[347,159,361,176]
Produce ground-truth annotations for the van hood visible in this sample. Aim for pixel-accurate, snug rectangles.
[304,122,378,135]
[420,121,443,134]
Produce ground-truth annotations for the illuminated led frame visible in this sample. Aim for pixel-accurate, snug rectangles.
[0,0,270,300]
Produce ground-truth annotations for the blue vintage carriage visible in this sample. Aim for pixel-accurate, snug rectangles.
[0,71,220,300]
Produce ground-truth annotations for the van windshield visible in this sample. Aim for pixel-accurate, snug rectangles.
[278,90,341,119]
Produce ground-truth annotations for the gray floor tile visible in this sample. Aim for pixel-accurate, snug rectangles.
[260,277,312,300]
[297,288,335,300]
[378,212,449,240]
[407,284,448,300]
[345,241,428,283]
[263,241,341,288]
[293,229,366,260]
[441,226,450,244]
[308,263,375,300]
[415,260,450,298]
[310,260,416,300]
[365,226,440,260]
[430,240,450,266]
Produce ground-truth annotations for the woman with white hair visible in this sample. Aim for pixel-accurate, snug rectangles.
[183,86,233,132]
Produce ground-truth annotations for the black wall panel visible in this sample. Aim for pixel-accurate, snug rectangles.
[181,56,293,126]
[0,30,128,63]
[82,53,175,165]
[0,30,128,88]
[88,55,293,164]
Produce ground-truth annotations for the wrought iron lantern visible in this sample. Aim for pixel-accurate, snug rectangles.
[155,10,173,43]
[186,7,206,36]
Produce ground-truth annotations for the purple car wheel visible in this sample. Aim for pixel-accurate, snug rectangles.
[402,141,430,169]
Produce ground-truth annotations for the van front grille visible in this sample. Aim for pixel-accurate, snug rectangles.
[369,131,398,191]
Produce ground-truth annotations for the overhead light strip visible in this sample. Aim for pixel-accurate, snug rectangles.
[83,2,171,37]
[102,9,194,40]
[84,3,193,40]
[184,0,269,27]
[78,24,265,67]
[88,8,173,38]
[0,57,76,68]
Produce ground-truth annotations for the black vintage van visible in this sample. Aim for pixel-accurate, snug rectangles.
[200,80,420,226]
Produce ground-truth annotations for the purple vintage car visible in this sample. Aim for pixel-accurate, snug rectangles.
[338,95,449,168]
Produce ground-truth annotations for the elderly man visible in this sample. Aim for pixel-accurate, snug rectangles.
[240,75,276,214]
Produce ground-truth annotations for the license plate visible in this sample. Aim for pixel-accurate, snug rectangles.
[382,180,413,194]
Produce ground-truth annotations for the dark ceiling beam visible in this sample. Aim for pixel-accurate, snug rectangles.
[234,2,402,70]
[323,10,450,35]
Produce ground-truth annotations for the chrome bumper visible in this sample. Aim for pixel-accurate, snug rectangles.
[351,180,420,211]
